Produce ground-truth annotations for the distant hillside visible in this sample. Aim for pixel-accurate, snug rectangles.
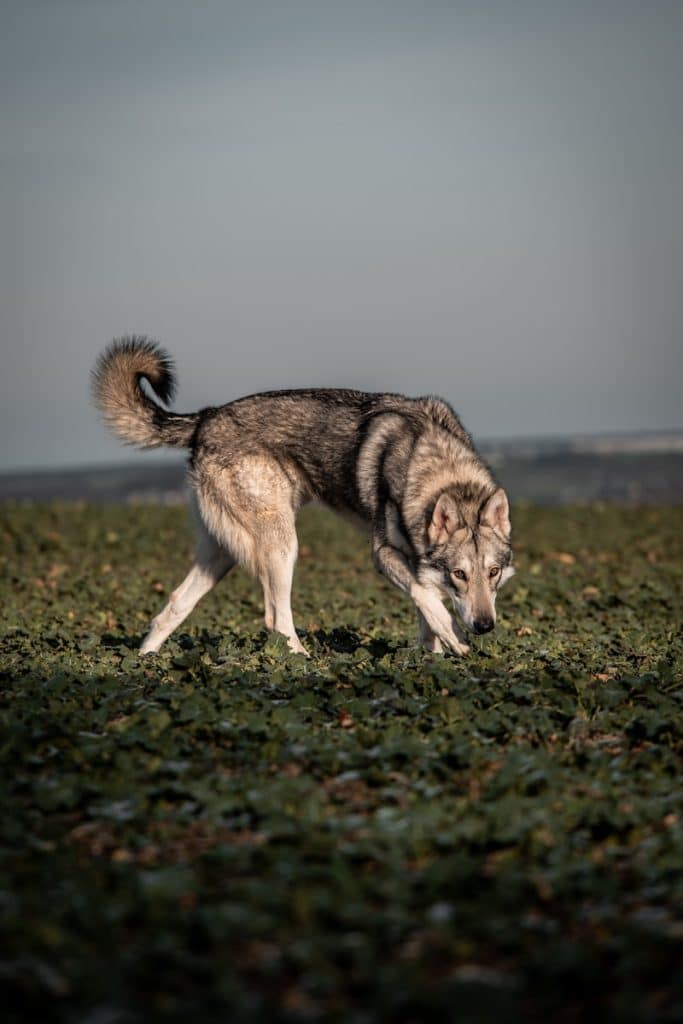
[2,432,682,505]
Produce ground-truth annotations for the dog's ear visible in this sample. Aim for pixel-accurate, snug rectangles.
[479,488,511,538]
[428,492,461,546]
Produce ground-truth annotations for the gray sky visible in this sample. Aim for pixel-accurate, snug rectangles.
[2,0,682,471]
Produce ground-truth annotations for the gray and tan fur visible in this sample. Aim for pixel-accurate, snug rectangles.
[92,336,514,656]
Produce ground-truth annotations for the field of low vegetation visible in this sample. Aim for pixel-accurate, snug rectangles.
[1,501,681,1022]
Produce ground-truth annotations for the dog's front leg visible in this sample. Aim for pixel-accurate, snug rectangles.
[372,541,469,656]
[417,609,443,654]
[410,583,470,656]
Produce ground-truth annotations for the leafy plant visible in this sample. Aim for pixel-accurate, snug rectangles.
[0,502,681,1022]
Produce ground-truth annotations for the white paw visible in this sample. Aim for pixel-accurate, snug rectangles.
[413,586,469,656]
[287,634,309,657]
[139,632,161,655]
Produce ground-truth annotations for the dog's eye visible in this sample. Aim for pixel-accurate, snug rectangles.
[489,566,500,578]
[452,569,467,582]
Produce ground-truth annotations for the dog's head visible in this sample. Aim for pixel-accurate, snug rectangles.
[419,488,514,634]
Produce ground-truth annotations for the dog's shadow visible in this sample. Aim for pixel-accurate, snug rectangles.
[309,627,394,659]
[103,626,413,662]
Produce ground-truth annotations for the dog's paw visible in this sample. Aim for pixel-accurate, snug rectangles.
[139,636,160,655]
[437,630,469,656]
[287,634,309,657]
[420,631,469,656]
[450,639,470,656]
[420,634,444,654]
[413,586,469,655]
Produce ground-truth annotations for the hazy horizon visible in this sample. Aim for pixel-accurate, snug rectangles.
[2,1,682,472]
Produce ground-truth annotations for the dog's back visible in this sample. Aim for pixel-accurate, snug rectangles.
[190,387,474,519]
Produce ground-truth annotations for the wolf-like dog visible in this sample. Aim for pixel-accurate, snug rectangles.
[92,337,514,656]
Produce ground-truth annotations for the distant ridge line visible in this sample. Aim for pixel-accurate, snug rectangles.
[1,430,682,505]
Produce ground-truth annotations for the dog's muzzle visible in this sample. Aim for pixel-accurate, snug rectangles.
[472,616,495,635]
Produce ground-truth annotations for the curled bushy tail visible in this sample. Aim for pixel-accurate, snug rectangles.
[92,336,197,449]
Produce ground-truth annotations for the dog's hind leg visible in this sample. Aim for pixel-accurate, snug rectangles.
[140,531,234,654]
[258,532,308,656]
[193,452,308,655]
[417,610,443,654]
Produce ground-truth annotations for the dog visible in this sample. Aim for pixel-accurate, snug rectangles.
[92,336,514,656]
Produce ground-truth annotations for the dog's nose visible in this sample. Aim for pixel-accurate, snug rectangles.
[472,616,495,635]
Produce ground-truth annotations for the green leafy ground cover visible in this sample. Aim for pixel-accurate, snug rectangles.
[1,502,681,1023]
